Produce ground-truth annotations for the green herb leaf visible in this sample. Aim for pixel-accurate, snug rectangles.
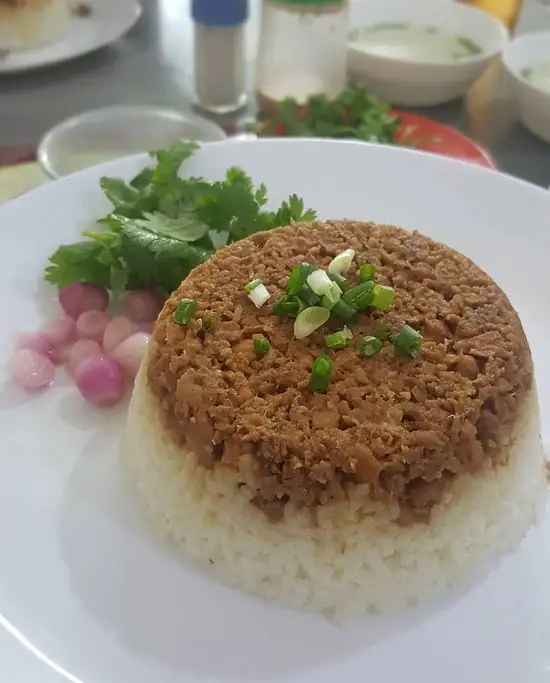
[44,241,113,288]
[43,141,317,296]
[116,215,213,293]
[100,177,143,214]
[150,140,199,186]
[133,211,209,243]
[273,194,317,225]
[254,85,401,146]
[129,167,154,190]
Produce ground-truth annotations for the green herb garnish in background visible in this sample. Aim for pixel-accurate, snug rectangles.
[521,66,534,81]
[455,36,483,57]
[44,141,317,296]
[250,85,402,144]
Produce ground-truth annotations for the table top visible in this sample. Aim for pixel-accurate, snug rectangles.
[0,0,549,188]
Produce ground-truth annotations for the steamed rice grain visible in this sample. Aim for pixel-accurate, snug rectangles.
[121,368,547,619]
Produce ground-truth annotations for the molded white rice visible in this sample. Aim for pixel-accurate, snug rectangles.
[0,0,70,52]
[121,367,548,618]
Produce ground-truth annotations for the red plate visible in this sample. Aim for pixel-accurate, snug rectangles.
[393,111,496,169]
[0,120,495,172]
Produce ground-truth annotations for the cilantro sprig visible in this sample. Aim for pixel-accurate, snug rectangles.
[44,141,317,296]
[252,85,402,144]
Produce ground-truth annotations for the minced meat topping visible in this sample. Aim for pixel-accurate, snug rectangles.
[147,220,533,522]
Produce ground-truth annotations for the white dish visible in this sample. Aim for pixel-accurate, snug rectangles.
[0,0,142,74]
[1,138,550,682]
[502,31,550,143]
[37,106,227,179]
[347,0,508,106]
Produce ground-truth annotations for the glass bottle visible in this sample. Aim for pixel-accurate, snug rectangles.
[192,0,248,114]
[256,0,349,113]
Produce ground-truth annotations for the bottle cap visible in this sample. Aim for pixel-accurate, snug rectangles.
[192,0,248,27]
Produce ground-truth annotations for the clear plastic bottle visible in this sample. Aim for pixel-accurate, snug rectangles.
[256,0,349,112]
[192,0,248,114]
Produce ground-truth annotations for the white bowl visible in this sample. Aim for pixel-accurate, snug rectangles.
[502,31,550,143]
[347,0,508,107]
[38,106,227,179]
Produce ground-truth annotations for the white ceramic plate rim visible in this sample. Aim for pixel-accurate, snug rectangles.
[0,0,142,74]
[1,139,550,683]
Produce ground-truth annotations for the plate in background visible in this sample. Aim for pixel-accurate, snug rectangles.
[0,0,142,74]
[395,111,496,168]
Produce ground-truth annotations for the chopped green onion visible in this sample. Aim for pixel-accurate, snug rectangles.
[248,283,270,308]
[393,324,423,358]
[273,294,306,317]
[328,272,348,291]
[325,326,352,349]
[328,248,355,276]
[358,336,383,358]
[373,322,393,340]
[371,284,395,310]
[320,281,342,310]
[359,264,376,282]
[299,283,321,307]
[294,306,330,340]
[287,262,314,296]
[174,298,197,325]
[307,269,334,296]
[308,354,333,394]
[244,278,262,294]
[331,299,356,323]
[342,280,375,310]
[253,336,270,353]
[286,265,303,295]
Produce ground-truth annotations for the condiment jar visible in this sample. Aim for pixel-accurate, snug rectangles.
[192,0,249,114]
[256,0,349,113]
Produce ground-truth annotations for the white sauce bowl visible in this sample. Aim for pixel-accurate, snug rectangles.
[38,106,227,179]
[347,0,508,107]
[502,31,550,143]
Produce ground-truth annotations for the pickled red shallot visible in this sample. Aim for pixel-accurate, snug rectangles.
[59,283,109,319]
[11,349,55,392]
[74,355,125,408]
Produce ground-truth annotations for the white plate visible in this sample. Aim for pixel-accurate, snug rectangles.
[0,0,142,74]
[1,139,550,682]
